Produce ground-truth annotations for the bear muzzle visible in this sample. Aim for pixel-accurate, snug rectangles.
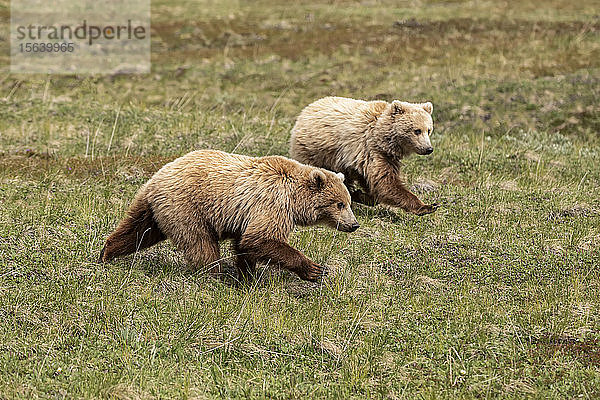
[335,207,359,232]
[338,221,360,233]
[417,146,433,155]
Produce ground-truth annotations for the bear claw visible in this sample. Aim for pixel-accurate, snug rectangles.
[414,203,439,216]
[302,263,328,282]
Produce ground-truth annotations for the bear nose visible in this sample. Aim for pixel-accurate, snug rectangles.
[424,147,434,155]
[349,223,360,232]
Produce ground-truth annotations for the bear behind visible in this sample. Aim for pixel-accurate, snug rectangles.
[290,96,438,215]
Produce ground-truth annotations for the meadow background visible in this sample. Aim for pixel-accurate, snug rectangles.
[1,0,599,398]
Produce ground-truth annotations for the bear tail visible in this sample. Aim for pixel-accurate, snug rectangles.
[99,195,166,263]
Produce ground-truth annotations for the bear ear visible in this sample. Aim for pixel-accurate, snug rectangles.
[391,100,408,115]
[309,169,327,190]
[420,102,433,114]
[336,172,345,182]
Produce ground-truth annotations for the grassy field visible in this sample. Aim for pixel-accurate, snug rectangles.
[1,0,600,398]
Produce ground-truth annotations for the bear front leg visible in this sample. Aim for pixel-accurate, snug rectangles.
[377,182,437,215]
[384,184,437,215]
[368,162,437,215]
[238,236,326,282]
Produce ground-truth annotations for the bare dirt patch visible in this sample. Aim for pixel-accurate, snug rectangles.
[532,334,600,366]
[151,18,600,76]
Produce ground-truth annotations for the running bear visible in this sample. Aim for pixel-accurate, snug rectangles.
[99,150,359,282]
[290,96,438,215]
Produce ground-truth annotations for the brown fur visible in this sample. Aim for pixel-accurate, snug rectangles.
[290,96,438,215]
[99,150,358,282]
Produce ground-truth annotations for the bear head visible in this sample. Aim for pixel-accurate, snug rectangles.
[300,169,359,233]
[378,100,434,157]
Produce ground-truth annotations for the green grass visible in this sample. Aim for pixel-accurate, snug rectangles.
[1,0,600,398]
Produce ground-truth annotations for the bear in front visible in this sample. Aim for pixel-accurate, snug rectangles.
[99,149,359,282]
[290,96,438,216]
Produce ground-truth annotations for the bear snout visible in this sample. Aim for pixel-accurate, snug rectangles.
[417,146,433,155]
[338,221,360,232]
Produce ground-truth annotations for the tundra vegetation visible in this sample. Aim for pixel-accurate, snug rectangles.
[0,0,599,398]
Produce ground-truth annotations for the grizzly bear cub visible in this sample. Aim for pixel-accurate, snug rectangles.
[99,150,359,282]
[290,96,438,216]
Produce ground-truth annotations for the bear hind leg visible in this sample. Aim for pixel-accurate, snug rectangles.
[345,174,376,206]
[233,239,256,284]
[349,189,376,206]
[100,198,166,262]
[179,229,221,275]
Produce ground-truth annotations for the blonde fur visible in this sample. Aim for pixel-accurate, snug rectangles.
[100,150,359,282]
[290,96,437,215]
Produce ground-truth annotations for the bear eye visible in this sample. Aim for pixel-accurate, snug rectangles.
[337,202,345,210]
[414,129,422,135]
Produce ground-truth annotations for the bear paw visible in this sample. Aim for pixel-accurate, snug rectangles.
[299,263,328,283]
[414,203,439,216]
